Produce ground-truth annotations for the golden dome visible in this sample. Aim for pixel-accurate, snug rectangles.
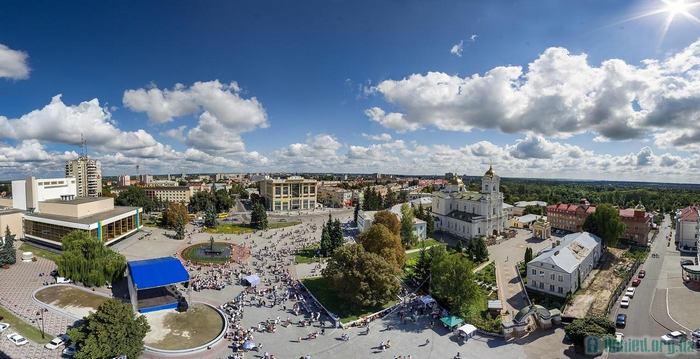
[485,165,495,177]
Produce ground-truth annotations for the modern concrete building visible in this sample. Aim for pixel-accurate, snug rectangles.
[65,156,102,197]
[546,200,596,233]
[0,207,23,238]
[676,206,699,252]
[11,177,77,211]
[117,175,131,187]
[23,196,142,248]
[111,186,192,204]
[258,176,317,211]
[527,232,602,297]
[431,166,508,240]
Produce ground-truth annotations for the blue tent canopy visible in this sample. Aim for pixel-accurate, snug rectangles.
[243,274,260,286]
[128,257,189,290]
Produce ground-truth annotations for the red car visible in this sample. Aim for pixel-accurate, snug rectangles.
[638,270,646,278]
[632,278,641,286]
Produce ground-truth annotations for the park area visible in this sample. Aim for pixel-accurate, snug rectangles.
[302,277,395,323]
[143,303,224,351]
[205,220,301,234]
[35,285,110,318]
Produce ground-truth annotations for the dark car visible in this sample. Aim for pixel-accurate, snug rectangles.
[616,314,627,328]
[638,270,646,278]
[632,278,641,286]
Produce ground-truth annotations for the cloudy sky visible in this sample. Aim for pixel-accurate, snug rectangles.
[1,0,700,182]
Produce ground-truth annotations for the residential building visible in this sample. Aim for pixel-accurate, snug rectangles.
[676,206,699,252]
[503,203,515,217]
[431,166,508,240]
[65,156,102,197]
[318,186,353,208]
[117,175,131,187]
[619,205,652,246]
[258,176,317,211]
[139,174,153,185]
[23,196,142,248]
[11,177,77,211]
[546,200,596,233]
[526,232,602,297]
[145,179,179,187]
[111,186,192,204]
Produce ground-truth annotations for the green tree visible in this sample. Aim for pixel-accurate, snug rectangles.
[0,226,16,265]
[412,243,442,288]
[430,248,479,314]
[384,190,397,209]
[68,299,150,359]
[322,244,399,308]
[190,191,215,213]
[214,189,233,213]
[524,247,533,264]
[400,203,417,248]
[471,236,489,263]
[56,231,127,287]
[330,218,343,250]
[564,316,615,352]
[115,186,155,212]
[204,204,217,228]
[319,225,332,257]
[163,202,188,240]
[425,214,435,237]
[583,203,626,248]
[353,202,360,224]
[250,202,269,230]
[372,210,400,236]
[358,223,405,273]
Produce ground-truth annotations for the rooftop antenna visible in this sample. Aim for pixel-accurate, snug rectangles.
[80,133,88,157]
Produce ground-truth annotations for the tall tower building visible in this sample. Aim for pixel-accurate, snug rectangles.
[65,156,102,197]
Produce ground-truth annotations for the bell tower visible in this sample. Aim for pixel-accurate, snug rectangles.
[481,165,500,194]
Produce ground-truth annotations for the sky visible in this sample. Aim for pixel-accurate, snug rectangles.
[1,0,700,182]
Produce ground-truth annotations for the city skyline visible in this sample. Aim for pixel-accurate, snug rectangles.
[1,1,700,183]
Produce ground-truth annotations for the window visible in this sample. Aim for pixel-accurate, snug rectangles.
[558,287,564,294]
[531,269,536,275]
[531,280,536,287]
[550,274,555,280]
[558,275,563,282]
[539,282,544,289]
[549,284,554,292]
[539,271,544,277]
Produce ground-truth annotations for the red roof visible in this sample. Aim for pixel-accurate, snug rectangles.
[679,206,699,222]
[547,203,596,214]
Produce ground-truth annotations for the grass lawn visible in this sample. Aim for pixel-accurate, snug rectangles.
[204,220,301,234]
[295,243,322,264]
[19,242,60,262]
[475,262,497,286]
[463,287,501,333]
[0,304,52,344]
[181,242,232,264]
[302,277,395,323]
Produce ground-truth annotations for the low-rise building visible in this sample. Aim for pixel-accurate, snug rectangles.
[318,186,353,208]
[258,176,317,211]
[676,206,699,252]
[526,232,602,297]
[619,205,652,246]
[546,200,596,233]
[111,186,192,204]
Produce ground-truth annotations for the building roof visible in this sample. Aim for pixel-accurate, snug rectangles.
[678,206,699,222]
[515,214,542,224]
[434,190,482,201]
[529,232,601,274]
[547,203,596,215]
[0,207,23,216]
[41,197,107,205]
[502,203,514,209]
[446,210,482,223]
[514,201,547,208]
[128,257,189,290]
[25,206,139,225]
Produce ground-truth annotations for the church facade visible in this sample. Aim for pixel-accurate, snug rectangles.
[432,166,508,240]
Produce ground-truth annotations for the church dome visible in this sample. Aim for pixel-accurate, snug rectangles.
[484,165,495,177]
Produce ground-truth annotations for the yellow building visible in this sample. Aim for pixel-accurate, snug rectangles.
[258,176,317,211]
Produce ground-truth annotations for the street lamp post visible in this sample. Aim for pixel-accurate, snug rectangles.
[35,309,46,339]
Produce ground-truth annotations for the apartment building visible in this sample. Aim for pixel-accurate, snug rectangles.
[65,156,102,197]
[546,200,596,233]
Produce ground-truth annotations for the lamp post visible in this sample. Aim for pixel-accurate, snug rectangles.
[35,309,46,339]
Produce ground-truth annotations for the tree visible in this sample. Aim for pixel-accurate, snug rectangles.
[214,189,233,213]
[564,316,615,352]
[372,210,400,236]
[400,203,417,249]
[322,244,400,308]
[163,202,188,240]
[204,204,217,228]
[472,236,489,263]
[384,190,398,209]
[425,214,435,237]
[353,202,360,224]
[115,186,155,213]
[412,243,443,287]
[583,203,625,248]
[190,191,215,213]
[430,248,479,314]
[68,299,150,359]
[250,202,268,230]
[0,226,16,265]
[330,218,343,250]
[358,223,405,273]
[319,225,333,257]
[524,247,533,264]
[56,231,127,287]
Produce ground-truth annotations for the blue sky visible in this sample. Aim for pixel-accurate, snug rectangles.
[1,0,700,182]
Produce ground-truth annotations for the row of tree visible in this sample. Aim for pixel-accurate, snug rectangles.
[319,215,343,256]
[455,236,489,263]
[361,187,409,211]
[190,189,233,213]
[414,203,435,238]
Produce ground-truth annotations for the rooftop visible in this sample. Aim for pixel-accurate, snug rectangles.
[0,207,23,216]
[529,232,601,274]
[446,210,483,222]
[25,206,139,225]
[42,197,107,205]
[128,257,189,290]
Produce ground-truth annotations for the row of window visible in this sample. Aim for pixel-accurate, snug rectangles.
[531,280,565,294]
[531,269,564,282]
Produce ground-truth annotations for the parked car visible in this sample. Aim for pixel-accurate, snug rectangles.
[638,270,646,278]
[615,332,624,343]
[620,296,631,308]
[45,334,68,350]
[62,344,76,357]
[661,331,687,344]
[632,278,641,286]
[625,287,636,298]
[6,333,28,346]
[56,277,72,284]
[616,314,627,327]
[692,327,700,339]
[0,323,9,333]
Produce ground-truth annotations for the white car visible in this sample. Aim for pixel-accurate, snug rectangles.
[44,334,68,350]
[62,344,76,357]
[620,296,631,308]
[625,287,635,298]
[661,331,687,344]
[55,276,72,284]
[615,332,624,343]
[6,332,28,346]
[0,323,9,333]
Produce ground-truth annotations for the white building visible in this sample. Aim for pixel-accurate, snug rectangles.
[431,166,507,240]
[675,206,699,252]
[526,232,602,297]
[11,177,77,211]
[65,156,102,197]
[117,175,131,187]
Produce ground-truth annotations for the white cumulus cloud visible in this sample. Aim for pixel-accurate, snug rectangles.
[0,44,30,80]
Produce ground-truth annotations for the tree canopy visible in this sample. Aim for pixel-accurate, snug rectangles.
[358,223,405,273]
[400,204,417,248]
[0,226,16,266]
[372,210,400,236]
[56,231,127,287]
[429,247,480,315]
[564,316,615,351]
[68,299,150,359]
[465,236,489,263]
[583,203,625,247]
[320,215,343,256]
[250,202,268,230]
[162,203,188,240]
[115,186,155,213]
[322,243,399,308]
[214,189,233,213]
